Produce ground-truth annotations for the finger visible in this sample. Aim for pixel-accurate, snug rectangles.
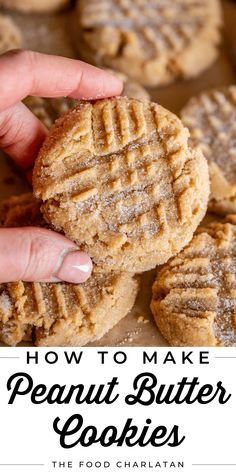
[0,227,92,283]
[0,49,123,112]
[0,102,47,169]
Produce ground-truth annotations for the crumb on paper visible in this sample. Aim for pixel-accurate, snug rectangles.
[116,328,142,346]
[137,314,150,324]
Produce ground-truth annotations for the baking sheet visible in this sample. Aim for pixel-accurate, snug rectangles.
[0,0,236,347]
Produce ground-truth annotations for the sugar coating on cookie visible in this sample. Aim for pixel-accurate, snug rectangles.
[151,218,236,347]
[76,0,222,87]
[33,97,209,273]
[1,0,69,13]
[181,86,236,215]
[0,14,22,54]
[0,193,139,347]
[25,73,149,129]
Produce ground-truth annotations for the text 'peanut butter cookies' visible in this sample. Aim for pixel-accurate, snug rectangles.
[0,193,139,347]
[1,0,69,13]
[151,217,236,347]
[25,72,150,129]
[33,97,210,273]
[76,0,222,87]
[0,14,22,54]
[181,86,236,216]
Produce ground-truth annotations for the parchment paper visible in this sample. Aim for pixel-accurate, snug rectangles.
[0,0,236,347]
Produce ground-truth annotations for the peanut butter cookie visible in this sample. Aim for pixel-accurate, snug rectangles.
[76,0,222,87]
[0,193,139,347]
[151,217,236,347]
[181,86,236,215]
[33,97,210,273]
[1,0,69,13]
[0,14,22,54]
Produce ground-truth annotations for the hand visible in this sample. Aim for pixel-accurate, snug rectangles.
[0,50,123,284]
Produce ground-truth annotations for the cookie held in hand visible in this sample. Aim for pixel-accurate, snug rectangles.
[33,97,210,273]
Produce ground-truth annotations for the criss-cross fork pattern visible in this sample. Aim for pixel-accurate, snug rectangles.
[152,220,236,346]
[181,86,236,183]
[77,0,221,87]
[0,273,112,346]
[0,269,132,347]
[36,98,199,254]
[79,0,217,56]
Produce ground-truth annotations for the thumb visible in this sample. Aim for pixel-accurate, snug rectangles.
[0,227,92,283]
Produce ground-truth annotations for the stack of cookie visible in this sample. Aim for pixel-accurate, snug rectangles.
[0,96,209,346]
[151,85,236,347]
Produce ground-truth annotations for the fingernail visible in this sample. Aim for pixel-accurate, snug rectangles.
[56,251,92,284]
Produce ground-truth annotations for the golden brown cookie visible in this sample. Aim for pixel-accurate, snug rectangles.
[76,0,222,87]
[33,97,210,273]
[1,0,69,13]
[0,193,139,347]
[181,86,236,216]
[0,14,22,54]
[25,73,149,129]
[151,218,236,347]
